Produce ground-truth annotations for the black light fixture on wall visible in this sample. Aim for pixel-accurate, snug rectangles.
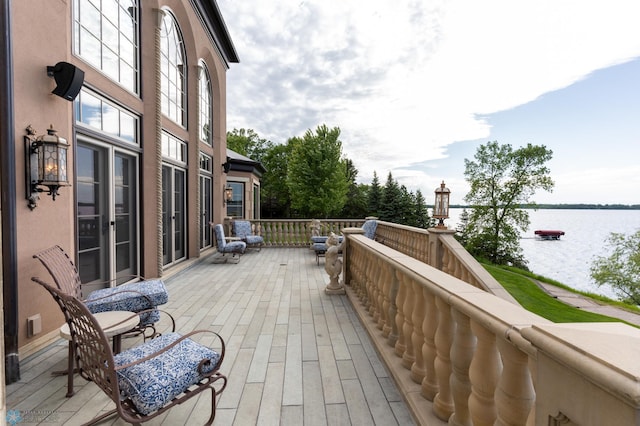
[25,125,71,210]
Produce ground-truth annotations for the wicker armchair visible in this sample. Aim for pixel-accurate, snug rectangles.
[33,277,227,426]
[33,245,175,339]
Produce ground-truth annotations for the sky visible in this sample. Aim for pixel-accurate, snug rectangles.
[217,0,640,205]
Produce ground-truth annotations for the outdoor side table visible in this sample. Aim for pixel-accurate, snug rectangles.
[58,311,140,397]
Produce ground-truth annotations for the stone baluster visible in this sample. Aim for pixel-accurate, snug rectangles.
[393,269,408,358]
[387,271,399,348]
[469,320,501,426]
[433,296,454,421]
[449,308,476,426]
[400,272,416,370]
[381,263,393,337]
[410,278,426,384]
[495,338,535,426]
[377,263,390,331]
[421,287,439,400]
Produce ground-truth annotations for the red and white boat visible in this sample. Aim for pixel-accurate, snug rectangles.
[534,230,565,240]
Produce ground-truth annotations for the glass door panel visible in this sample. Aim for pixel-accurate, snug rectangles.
[200,175,212,249]
[173,169,186,261]
[77,144,108,291]
[114,153,137,284]
[161,164,187,266]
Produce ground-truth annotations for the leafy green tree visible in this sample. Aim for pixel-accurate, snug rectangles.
[227,128,272,162]
[261,142,293,218]
[367,171,382,217]
[590,230,640,304]
[286,125,349,218]
[463,141,554,268]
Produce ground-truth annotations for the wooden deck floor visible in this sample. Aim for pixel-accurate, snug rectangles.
[7,248,418,425]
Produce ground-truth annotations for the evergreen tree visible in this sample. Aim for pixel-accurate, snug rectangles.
[340,159,369,218]
[367,171,382,217]
[379,172,402,222]
[413,189,431,229]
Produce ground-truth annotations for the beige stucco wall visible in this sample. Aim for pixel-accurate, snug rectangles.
[11,0,232,356]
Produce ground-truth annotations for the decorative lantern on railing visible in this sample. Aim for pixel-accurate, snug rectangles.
[433,180,450,228]
[25,125,71,210]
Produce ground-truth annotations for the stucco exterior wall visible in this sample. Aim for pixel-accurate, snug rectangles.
[10,0,235,357]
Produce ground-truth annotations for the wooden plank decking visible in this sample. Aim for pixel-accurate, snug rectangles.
[7,248,419,425]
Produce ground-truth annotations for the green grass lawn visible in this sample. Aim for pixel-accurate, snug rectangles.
[483,263,635,324]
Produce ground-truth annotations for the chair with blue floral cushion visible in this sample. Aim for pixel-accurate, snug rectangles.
[232,220,264,251]
[32,277,227,426]
[362,219,378,239]
[212,223,246,262]
[33,245,175,340]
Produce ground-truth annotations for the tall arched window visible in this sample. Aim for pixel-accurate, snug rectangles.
[73,0,139,93]
[160,11,186,126]
[198,62,212,145]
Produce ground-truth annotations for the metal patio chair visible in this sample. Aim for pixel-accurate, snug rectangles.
[212,223,246,262]
[32,277,227,426]
[232,220,264,251]
[33,245,175,340]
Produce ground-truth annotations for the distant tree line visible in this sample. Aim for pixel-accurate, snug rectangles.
[227,126,433,228]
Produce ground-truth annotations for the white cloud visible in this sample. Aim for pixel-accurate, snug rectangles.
[218,0,640,203]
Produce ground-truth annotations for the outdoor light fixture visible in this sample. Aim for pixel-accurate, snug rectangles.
[224,184,233,205]
[25,125,71,210]
[222,156,231,174]
[433,180,451,228]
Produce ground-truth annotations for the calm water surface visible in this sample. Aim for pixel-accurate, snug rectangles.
[448,208,640,300]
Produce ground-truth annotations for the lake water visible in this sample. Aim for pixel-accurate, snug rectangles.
[447,208,640,300]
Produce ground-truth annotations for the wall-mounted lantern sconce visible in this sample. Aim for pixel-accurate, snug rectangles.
[222,156,231,174]
[47,62,84,101]
[223,184,233,205]
[433,180,451,228]
[25,125,71,210]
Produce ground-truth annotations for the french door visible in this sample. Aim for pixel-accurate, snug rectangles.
[76,140,139,293]
[200,175,212,249]
[162,164,187,266]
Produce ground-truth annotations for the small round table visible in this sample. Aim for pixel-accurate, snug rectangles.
[58,311,140,397]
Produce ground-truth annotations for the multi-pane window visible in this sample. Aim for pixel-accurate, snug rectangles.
[160,11,186,126]
[161,131,187,164]
[75,89,138,144]
[73,0,139,93]
[198,63,212,145]
[199,152,212,172]
[226,181,244,218]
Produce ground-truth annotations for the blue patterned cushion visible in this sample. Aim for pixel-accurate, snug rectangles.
[224,241,246,253]
[233,220,253,237]
[85,280,168,325]
[313,242,327,252]
[244,235,264,245]
[311,236,328,244]
[362,220,378,239]
[114,333,220,415]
